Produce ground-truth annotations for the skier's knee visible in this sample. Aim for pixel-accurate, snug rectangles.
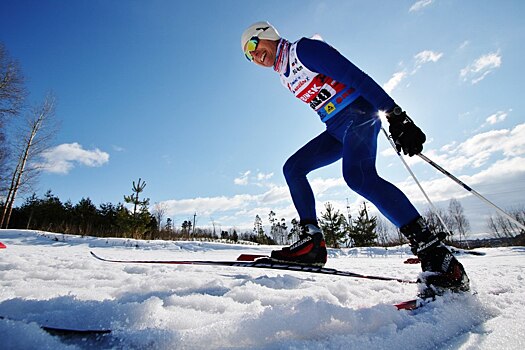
[283,157,306,182]
[343,171,366,194]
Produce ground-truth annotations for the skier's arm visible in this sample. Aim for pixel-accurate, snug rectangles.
[296,38,425,156]
[295,37,396,112]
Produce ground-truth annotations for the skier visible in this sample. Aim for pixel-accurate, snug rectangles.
[241,21,469,296]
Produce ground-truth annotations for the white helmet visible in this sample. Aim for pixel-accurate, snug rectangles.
[240,21,281,51]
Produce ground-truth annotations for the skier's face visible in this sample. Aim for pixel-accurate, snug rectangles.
[245,39,278,68]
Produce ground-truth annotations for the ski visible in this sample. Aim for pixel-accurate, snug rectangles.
[450,248,486,256]
[0,242,6,249]
[394,298,434,311]
[90,251,416,284]
[237,253,267,261]
[41,325,112,336]
[0,316,111,335]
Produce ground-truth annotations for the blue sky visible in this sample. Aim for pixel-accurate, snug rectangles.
[1,0,524,236]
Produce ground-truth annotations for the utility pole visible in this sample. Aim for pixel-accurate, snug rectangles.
[193,212,197,237]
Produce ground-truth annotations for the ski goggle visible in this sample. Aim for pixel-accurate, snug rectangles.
[244,36,259,62]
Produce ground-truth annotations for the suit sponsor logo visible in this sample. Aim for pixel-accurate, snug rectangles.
[299,84,323,103]
[324,102,336,114]
[290,236,312,250]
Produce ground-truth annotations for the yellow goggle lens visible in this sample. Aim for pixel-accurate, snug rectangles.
[244,37,259,61]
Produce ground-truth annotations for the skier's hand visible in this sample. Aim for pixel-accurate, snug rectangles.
[386,105,426,157]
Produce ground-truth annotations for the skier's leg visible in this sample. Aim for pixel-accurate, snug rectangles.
[339,99,469,296]
[340,111,420,228]
[400,218,470,297]
[272,131,342,265]
[283,131,342,224]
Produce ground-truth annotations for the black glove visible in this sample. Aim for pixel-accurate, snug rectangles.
[386,105,426,156]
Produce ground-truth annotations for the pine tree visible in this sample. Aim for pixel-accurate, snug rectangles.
[253,214,265,244]
[349,202,378,247]
[268,211,277,243]
[123,178,150,239]
[124,178,148,217]
[182,220,192,239]
[319,202,346,248]
[74,197,98,236]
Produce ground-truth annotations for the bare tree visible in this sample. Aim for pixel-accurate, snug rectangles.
[448,198,471,247]
[423,206,451,234]
[152,202,167,231]
[1,94,57,228]
[376,216,398,246]
[488,207,525,239]
[0,43,26,119]
[0,42,27,191]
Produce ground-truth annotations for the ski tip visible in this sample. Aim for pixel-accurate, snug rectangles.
[1,316,111,336]
[90,251,102,260]
[403,258,420,264]
[395,297,435,311]
[0,242,6,249]
[236,254,268,261]
[42,326,112,335]
[394,299,419,311]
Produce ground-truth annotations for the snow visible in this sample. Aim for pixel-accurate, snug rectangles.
[0,230,524,349]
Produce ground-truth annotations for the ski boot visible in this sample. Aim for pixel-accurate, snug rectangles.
[270,223,327,266]
[401,217,470,298]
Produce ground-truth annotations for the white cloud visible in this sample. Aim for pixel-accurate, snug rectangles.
[454,124,525,164]
[159,175,348,228]
[384,71,407,94]
[257,172,274,181]
[415,123,523,173]
[234,170,251,185]
[39,143,109,174]
[261,185,290,204]
[311,177,347,197]
[413,50,443,73]
[411,50,443,76]
[414,50,443,65]
[460,51,502,84]
[409,0,434,12]
[384,50,443,93]
[395,156,525,206]
[112,145,125,152]
[459,41,470,50]
[234,170,275,187]
[162,194,256,217]
[484,110,508,126]
[485,113,506,125]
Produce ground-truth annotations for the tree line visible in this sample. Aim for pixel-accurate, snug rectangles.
[3,182,525,247]
[256,200,525,248]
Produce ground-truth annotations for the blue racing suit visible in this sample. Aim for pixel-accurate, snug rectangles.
[277,37,420,228]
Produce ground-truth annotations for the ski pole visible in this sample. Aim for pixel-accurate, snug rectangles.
[381,127,451,233]
[416,152,525,232]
